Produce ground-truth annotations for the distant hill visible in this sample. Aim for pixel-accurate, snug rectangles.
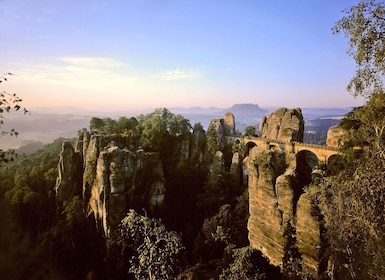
[16,140,45,155]
[223,103,268,117]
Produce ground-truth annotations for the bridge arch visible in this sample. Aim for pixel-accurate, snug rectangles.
[239,136,341,166]
[296,150,319,186]
[245,141,257,155]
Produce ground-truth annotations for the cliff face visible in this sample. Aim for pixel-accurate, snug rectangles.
[244,147,286,266]
[55,108,328,277]
[259,108,304,142]
[326,125,345,148]
[244,108,324,277]
[244,146,322,277]
[55,141,83,205]
[56,125,209,237]
[208,112,236,149]
[56,130,167,237]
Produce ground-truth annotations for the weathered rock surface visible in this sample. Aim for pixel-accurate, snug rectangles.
[223,112,236,136]
[55,110,328,277]
[55,141,83,205]
[209,118,224,149]
[208,112,236,150]
[190,124,206,163]
[230,152,240,175]
[326,125,345,148]
[211,151,224,170]
[245,146,285,267]
[259,108,304,142]
[56,129,166,237]
[245,144,322,276]
[296,186,321,277]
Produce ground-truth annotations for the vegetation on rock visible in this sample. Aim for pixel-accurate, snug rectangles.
[2,1,385,279]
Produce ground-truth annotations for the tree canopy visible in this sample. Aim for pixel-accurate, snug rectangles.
[333,0,385,98]
[108,210,185,279]
[315,2,385,277]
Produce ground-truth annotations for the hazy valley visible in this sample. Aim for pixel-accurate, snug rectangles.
[1,103,350,152]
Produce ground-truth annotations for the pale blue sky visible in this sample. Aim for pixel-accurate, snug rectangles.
[1,0,364,110]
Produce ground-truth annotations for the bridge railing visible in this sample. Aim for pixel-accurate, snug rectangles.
[226,136,339,152]
[239,136,340,152]
[292,141,340,152]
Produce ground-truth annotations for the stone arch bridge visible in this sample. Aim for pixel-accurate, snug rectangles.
[229,136,341,166]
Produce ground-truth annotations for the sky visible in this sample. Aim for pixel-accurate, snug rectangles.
[0,0,365,111]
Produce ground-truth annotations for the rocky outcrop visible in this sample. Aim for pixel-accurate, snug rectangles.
[296,186,321,276]
[223,112,236,136]
[259,108,304,142]
[245,146,286,267]
[245,144,322,277]
[190,124,206,163]
[208,112,236,149]
[55,109,329,277]
[56,129,166,237]
[55,141,83,205]
[211,151,224,170]
[326,125,345,148]
[230,152,240,175]
[209,118,224,149]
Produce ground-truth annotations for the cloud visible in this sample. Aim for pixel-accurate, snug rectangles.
[14,56,139,94]
[156,68,202,80]
[60,57,125,68]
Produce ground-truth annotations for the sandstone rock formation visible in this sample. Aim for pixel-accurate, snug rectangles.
[191,124,206,163]
[259,108,304,142]
[212,151,224,170]
[208,112,236,149]
[244,144,322,277]
[55,141,83,205]
[56,129,166,237]
[244,146,286,267]
[326,125,345,148]
[223,112,236,136]
[209,118,224,149]
[296,186,322,276]
[54,109,330,277]
[230,152,240,175]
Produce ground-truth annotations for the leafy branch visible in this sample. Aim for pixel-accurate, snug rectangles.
[0,73,29,164]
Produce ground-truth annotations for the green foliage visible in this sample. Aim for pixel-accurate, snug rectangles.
[357,90,385,157]
[244,125,257,137]
[89,116,104,132]
[282,223,302,280]
[220,247,267,280]
[108,210,185,280]
[197,168,239,217]
[327,12,385,277]
[0,73,29,165]
[205,123,219,164]
[1,138,66,233]
[333,0,385,98]
[315,92,385,278]
[138,107,191,151]
[41,195,105,279]
[0,138,105,279]
[317,157,385,279]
